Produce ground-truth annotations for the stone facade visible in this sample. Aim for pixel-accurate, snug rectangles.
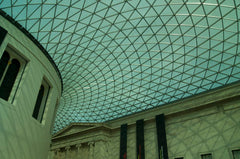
[49,83,240,159]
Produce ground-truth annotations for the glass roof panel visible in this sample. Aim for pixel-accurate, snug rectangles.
[0,0,239,134]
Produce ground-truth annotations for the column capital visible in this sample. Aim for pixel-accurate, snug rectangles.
[54,148,61,153]
[54,148,61,156]
[88,142,94,146]
[76,143,82,148]
[65,146,71,151]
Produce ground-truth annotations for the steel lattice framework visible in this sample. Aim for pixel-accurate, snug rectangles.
[0,0,239,133]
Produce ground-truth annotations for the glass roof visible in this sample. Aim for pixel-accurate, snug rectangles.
[0,0,239,134]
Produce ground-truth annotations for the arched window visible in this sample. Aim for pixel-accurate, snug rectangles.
[32,85,45,120]
[0,52,21,100]
[32,80,51,123]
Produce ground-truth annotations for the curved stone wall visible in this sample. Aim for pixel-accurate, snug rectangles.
[0,14,62,159]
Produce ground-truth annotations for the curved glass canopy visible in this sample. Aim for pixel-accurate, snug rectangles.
[0,0,239,133]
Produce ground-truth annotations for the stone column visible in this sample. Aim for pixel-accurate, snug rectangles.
[94,140,109,159]
[65,146,71,159]
[88,142,94,159]
[54,148,60,159]
[76,144,82,158]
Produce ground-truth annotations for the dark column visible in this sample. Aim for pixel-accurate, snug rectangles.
[136,119,144,159]
[156,114,169,159]
[120,124,127,159]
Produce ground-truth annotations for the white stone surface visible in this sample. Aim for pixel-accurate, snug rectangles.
[0,15,61,159]
[49,83,240,159]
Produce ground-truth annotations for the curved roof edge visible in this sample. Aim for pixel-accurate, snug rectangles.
[0,9,63,93]
[106,80,240,123]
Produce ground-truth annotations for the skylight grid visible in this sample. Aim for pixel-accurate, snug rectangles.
[0,0,239,134]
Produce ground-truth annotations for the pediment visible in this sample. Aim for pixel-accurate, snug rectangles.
[53,123,96,137]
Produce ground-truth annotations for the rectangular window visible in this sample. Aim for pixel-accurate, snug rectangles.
[0,48,27,103]
[232,149,240,159]
[201,153,212,159]
[32,79,50,123]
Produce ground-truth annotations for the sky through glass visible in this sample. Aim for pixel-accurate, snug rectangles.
[0,0,239,133]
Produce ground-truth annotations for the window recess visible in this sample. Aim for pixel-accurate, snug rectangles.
[232,149,240,159]
[201,153,212,159]
[0,49,27,102]
[32,79,50,123]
